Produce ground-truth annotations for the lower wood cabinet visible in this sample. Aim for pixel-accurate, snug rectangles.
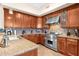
[57,37,78,56]
[67,39,77,56]
[57,37,67,55]
[23,34,45,44]
[39,34,45,45]
[78,40,79,56]
[23,35,39,44]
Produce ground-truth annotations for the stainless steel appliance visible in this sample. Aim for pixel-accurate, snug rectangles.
[45,32,57,51]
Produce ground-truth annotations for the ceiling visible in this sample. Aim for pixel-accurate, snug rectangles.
[26,3,49,11]
[2,3,74,16]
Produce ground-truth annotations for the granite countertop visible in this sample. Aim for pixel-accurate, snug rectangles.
[57,35,79,40]
[0,36,38,56]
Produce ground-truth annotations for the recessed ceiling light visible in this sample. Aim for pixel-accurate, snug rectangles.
[9,9,13,14]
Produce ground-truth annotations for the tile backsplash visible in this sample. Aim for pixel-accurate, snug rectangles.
[49,24,78,36]
[5,28,48,35]
[50,24,67,35]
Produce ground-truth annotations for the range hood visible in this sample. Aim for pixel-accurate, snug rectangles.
[46,16,59,24]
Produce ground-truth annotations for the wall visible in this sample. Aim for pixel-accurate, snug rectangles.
[0,4,4,29]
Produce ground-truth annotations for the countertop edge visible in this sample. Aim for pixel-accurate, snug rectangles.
[13,45,39,56]
[57,35,79,40]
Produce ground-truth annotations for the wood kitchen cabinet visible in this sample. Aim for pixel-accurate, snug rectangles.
[14,11,23,28]
[23,14,30,28]
[39,34,45,45]
[23,34,45,44]
[4,9,14,28]
[57,37,67,55]
[4,8,37,28]
[30,16,37,28]
[60,10,69,28]
[57,36,79,56]
[23,34,39,44]
[42,4,79,28]
[67,4,79,28]
[37,17,43,28]
[60,4,79,28]
[67,39,77,56]
[42,16,50,29]
[77,40,79,56]
[37,17,49,29]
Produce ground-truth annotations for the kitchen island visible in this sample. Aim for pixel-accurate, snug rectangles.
[0,35,38,56]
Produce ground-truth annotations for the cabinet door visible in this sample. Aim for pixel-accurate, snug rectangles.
[4,9,14,28]
[78,40,79,56]
[60,11,69,28]
[42,17,49,29]
[67,4,79,28]
[23,14,29,28]
[37,17,43,28]
[23,35,38,43]
[67,39,77,56]
[34,17,37,28]
[32,35,38,43]
[14,12,22,28]
[30,16,37,28]
[57,37,67,55]
[31,16,35,28]
[39,35,45,45]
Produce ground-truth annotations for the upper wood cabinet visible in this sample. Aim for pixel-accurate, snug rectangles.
[30,16,37,28]
[60,4,79,28]
[14,11,22,28]
[4,8,37,28]
[60,10,69,28]
[67,4,79,28]
[42,16,50,29]
[37,17,43,28]
[4,9,14,28]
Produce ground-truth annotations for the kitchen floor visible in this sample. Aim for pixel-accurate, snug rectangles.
[38,44,63,56]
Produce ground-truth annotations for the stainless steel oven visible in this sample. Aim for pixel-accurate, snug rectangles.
[45,32,57,51]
